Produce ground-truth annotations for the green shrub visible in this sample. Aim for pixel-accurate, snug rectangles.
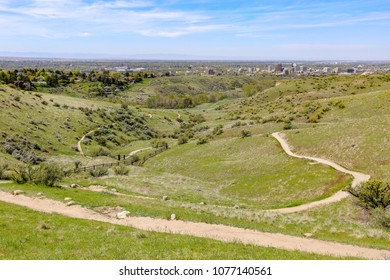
[114,165,130,176]
[240,130,251,138]
[95,136,107,146]
[283,122,293,130]
[10,164,64,186]
[177,136,188,145]
[212,125,224,135]
[89,166,109,177]
[347,180,390,209]
[74,160,82,169]
[196,137,208,145]
[10,164,38,184]
[91,147,110,157]
[37,164,64,187]
[371,208,390,228]
[0,164,9,180]
[128,155,139,164]
[151,140,169,149]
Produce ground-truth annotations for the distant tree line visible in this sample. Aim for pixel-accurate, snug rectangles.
[0,68,156,90]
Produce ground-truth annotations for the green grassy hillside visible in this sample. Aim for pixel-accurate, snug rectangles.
[1,72,389,259]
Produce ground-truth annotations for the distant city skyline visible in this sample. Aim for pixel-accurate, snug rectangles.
[0,0,390,60]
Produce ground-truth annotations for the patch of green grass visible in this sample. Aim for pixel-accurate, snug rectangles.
[145,134,351,209]
[0,182,389,251]
[285,90,390,181]
[0,201,349,260]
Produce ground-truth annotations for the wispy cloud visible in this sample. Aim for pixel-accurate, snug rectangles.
[0,0,389,59]
[0,0,389,39]
[0,0,215,38]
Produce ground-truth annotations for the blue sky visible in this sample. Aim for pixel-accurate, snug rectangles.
[0,0,389,60]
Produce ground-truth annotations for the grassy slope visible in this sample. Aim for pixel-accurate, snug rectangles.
[285,89,390,180]
[1,201,346,260]
[145,134,351,209]
[1,73,390,259]
[0,182,388,251]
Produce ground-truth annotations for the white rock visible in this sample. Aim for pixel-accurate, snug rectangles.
[64,197,72,201]
[304,233,313,238]
[200,202,206,205]
[37,192,43,196]
[234,205,240,209]
[66,201,76,206]
[70,184,80,188]
[13,190,24,196]
[111,188,117,193]
[170,214,176,220]
[163,195,169,201]
[116,211,130,219]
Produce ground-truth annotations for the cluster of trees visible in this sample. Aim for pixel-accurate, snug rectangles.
[146,92,227,109]
[0,68,156,89]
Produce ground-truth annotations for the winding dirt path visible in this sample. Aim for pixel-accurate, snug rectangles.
[77,129,97,157]
[271,132,371,213]
[0,191,389,259]
[128,147,152,156]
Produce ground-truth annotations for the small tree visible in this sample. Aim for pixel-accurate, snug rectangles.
[347,180,390,209]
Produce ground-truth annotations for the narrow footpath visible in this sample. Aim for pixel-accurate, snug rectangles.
[270,132,370,213]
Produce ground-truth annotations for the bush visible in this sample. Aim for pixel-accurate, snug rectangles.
[10,164,39,184]
[283,122,293,130]
[74,160,82,169]
[212,125,224,135]
[241,130,251,138]
[37,164,64,187]
[0,164,9,180]
[114,165,130,176]
[196,137,208,145]
[151,140,169,150]
[89,166,109,177]
[347,180,390,209]
[372,208,390,228]
[177,136,188,145]
[91,147,110,157]
[128,155,139,164]
[10,164,64,186]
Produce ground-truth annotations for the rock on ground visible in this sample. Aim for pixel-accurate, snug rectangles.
[117,211,130,219]
[66,201,76,206]
[13,190,24,196]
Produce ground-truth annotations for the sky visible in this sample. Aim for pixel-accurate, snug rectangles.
[0,0,390,60]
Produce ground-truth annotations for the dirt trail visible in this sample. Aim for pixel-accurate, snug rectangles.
[271,132,370,213]
[0,191,389,259]
[77,129,97,157]
[128,147,152,156]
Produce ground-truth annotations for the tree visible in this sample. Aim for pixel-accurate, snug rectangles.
[347,180,390,209]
